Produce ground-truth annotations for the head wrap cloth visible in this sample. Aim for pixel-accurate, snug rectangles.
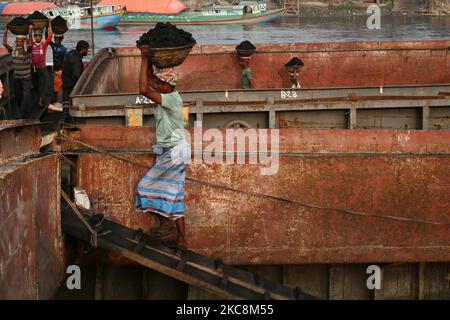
[154,67,178,86]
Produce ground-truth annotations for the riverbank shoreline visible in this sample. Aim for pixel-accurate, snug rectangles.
[282,3,449,18]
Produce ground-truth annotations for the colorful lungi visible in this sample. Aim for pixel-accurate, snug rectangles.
[135,143,190,220]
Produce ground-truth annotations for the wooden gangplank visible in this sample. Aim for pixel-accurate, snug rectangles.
[61,205,317,300]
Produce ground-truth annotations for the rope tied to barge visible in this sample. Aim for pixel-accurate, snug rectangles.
[57,132,449,227]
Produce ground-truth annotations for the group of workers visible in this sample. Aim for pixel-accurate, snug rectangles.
[0,25,304,247]
[3,22,90,118]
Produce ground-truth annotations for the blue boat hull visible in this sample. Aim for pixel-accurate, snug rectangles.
[67,13,121,30]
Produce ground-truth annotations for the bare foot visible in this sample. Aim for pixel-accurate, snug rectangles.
[176,237,187,249]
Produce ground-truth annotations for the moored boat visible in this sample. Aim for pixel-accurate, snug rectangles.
[42,4,121,30]
[0,2,121,30]
[99,0,284,25]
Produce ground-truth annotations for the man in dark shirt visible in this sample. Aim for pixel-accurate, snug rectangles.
[50,35,67,70]
[49,35,67,102]
[62,40,89,101]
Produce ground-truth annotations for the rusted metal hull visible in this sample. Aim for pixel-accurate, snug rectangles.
[69,42,450,130]
[74,41,450,94]
[65,125,450,265]
[0,121,64,299]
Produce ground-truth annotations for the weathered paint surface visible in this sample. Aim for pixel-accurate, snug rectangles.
[69,125,450,265]
[0,122,63,299]
[0,155,63,299]
[76,41,450,94]
[0,121,41,165]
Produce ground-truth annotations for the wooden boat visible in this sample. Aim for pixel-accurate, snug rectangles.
[42,4,121,30]
[120,1,284,25]
[0,2,121,30]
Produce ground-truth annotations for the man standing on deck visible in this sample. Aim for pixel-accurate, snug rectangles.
[31,26,52,108]
[239,56,252,89]
[135,45,190,248]
[3,24,33,118]
[62,40,89,102]
[49,35,67,102]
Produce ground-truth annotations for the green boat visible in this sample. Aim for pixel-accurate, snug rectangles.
[120,1,285,25]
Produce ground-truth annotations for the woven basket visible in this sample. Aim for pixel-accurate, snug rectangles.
[7,24,30,35]
[236,48,256,58]
[52,24,68,35]
[30,19,48,31]
[149,42,195,68]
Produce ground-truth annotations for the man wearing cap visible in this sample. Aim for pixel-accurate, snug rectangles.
[135,45,190,248]
[3,23,33,118]
[31,25,53,108]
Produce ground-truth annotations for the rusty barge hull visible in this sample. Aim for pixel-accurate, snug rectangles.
[0,122,64,299]
[59,125,450,265]
[70,41,450,130]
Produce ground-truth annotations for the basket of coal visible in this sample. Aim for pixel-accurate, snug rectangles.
[285,57,304,73]
[236,41,256,57]
[7,17,32,35]
[27,11,48,30]
[136,22,196,68]
[51,16,68,35]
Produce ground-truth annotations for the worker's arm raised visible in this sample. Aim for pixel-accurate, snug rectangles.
[44,23,52,48]
[138,46,162,105]
[3,26,12,53]
[26,24,32,50]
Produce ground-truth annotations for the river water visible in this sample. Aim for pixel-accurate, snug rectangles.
[3,15,450,58]
[61,15,450,57]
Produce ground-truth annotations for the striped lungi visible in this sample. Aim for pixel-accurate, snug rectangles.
[135,142,190,220]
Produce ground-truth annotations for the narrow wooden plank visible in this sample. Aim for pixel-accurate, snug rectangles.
[421,263,450,299]
[422,104,430,130]
[283,265,328,300]
[349,107,357,129]
[242,265,283,283]
[329,264,371,300]
[375,264,418,300]
[94,265,104,300]
[142,268,188,300]
[101,265,143,299]
[188,286,223,300]
[54,264,96,299]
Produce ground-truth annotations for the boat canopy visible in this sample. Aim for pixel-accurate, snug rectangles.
[98,0,187,14]
[0,1,56,15]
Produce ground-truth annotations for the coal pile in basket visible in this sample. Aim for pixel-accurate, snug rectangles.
[27,11,48,20]
[7,17,32,35]
[236,40,256,57]
[136,22,196,48]
[8,17,32,27]
[51,15,68,34]
[236,40,256,51]
[52,16,67,26]
[285,57,304,68]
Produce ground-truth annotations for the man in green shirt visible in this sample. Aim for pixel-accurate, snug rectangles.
[239,56,252,89]
[135,45,190,248]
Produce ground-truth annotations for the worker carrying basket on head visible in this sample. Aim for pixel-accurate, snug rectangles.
[135,23,195,249]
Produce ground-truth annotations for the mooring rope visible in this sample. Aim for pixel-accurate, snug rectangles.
[57,133,449,226]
